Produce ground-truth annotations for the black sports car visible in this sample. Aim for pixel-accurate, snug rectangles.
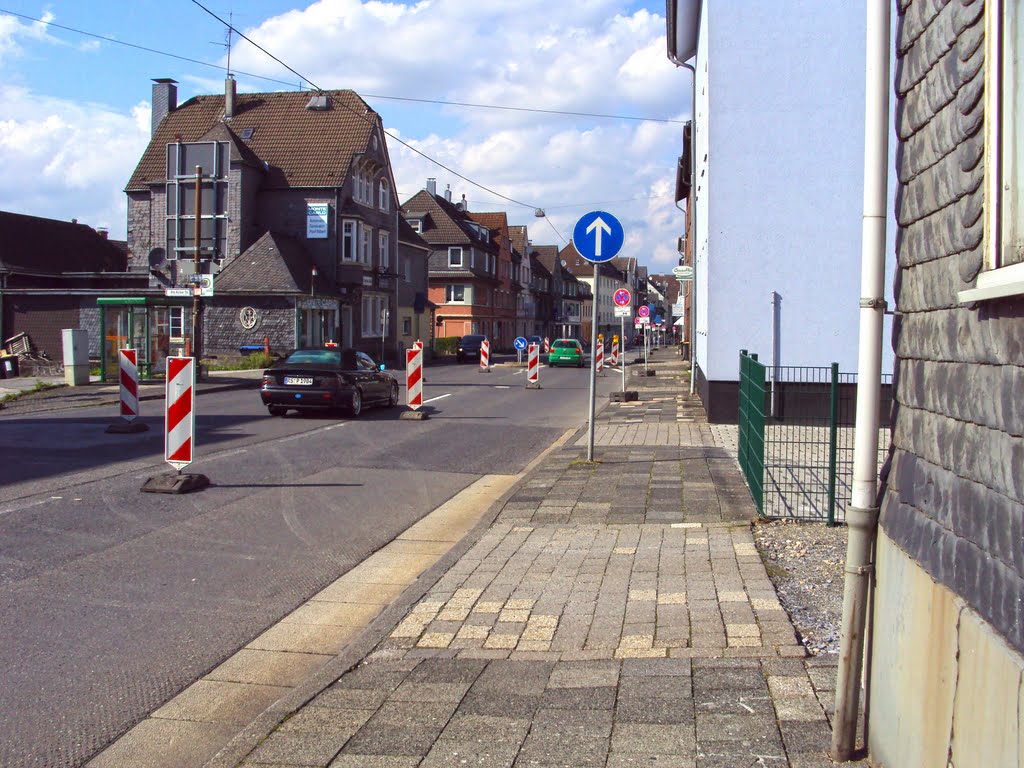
[260,348,399,416]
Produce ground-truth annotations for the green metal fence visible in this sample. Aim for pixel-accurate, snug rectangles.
[737,351,892,525]
[737,350,766,513]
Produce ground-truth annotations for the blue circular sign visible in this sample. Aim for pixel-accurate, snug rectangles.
[572,211,625,263]
[513,336,528,350]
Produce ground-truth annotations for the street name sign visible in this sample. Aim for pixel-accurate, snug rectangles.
[572,211,624,263]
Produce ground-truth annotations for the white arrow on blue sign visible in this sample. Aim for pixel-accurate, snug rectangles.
[513,337,528,351]
[572,211,625,263]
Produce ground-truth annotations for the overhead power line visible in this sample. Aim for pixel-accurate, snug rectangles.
[0,8,683,124]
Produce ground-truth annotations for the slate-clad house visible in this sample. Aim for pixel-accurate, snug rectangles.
[866,1,1024,765]
[401,183,502,344]
[122,76,406,369]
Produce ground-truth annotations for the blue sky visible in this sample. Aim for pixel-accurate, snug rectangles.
[0,0,690,268]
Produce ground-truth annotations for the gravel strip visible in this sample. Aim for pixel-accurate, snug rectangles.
[752,518,848,656]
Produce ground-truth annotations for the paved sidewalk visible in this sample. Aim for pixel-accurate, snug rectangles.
[213,355,853,768]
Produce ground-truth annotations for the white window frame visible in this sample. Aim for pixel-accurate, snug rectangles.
[361,226,372,265]
[960,1,1024,302]
[378,231,390,270]
[169,306,185,340]
[341,219,358,261]
[362,294,385,337]
[379,178,390,211]
[446,284,467,303]
[448,247,463,268]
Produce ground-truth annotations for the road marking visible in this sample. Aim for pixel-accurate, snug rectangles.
[208,447,249,460]
[423,393,452,404]
[279,423,346,442]
[496,385,511,389]
[0,497,50,516]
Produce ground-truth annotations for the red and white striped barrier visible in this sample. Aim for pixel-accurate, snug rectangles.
[406,347,423,410]
[610,339,619,367]
[526,343,540,389]
[596,340,604,374]
[480,339,490,371]
[119,349,140,421]
[165,357,195,469]
[543,337,550,354]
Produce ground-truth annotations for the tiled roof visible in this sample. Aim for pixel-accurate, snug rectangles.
[509,225,528,258]
[126,89,377,190]
[398,217,429,249]
[0,210,127,273]
[401,190,497,250]
[215,231,333,294]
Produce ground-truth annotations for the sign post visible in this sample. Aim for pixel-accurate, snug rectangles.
[572,211,625,461]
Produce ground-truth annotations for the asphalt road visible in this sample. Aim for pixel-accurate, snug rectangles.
[0,357,621,767]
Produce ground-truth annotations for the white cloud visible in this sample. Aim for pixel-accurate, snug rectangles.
[226,0,689,269]
[0,1,691,268]
[0,85,150,236]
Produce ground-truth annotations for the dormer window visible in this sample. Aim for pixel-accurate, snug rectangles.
[448,247,464,268]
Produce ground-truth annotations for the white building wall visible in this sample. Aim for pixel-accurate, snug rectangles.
[696,0,894,383]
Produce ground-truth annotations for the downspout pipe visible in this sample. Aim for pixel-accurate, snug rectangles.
[670,57,697,395]
[831,0,889,761]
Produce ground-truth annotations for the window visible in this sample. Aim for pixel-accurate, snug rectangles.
[378,231,390,269]
[402,316,412,335]
[169,307,185,339]
[403,254,412,282]
[379,178,390,211]
[361,226,372,264]
[362,295,386,337]
[164,141,229,262]
[410,219,423,233]
[961,1,1024,301]
[446,284,466,303]
[448,247,463,268]
[342,220,357,261]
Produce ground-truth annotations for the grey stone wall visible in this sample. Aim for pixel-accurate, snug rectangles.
[204,297,294,357]
[885,0,1024,653]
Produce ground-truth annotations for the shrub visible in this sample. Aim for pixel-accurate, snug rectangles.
[434,336,459,355]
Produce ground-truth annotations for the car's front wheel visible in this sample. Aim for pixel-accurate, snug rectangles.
[348,388,363,417]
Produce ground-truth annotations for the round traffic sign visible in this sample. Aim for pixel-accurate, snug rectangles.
[513,336,528,351]
[572,211,625,263]
[637,305,650,318]
[613,288,631,307]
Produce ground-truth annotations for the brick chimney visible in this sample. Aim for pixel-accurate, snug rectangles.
[151,78,178,135]
[225,75,236,119]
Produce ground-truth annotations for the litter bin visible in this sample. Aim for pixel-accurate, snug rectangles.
[1,355,18,378]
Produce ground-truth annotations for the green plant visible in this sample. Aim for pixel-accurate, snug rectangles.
[434,336,459,355]
[206,351,274,371]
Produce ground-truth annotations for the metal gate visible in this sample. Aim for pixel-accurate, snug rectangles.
[738,350,891,525]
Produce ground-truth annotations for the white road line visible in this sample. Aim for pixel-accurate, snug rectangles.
[496,385,511,389]
[424,393,452,404]
[279,422,346,442]
[0,497,51,516]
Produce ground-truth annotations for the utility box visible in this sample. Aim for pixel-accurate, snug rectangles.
[62,329,89,386]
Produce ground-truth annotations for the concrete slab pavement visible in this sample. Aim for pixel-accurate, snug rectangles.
[186,354,865,768]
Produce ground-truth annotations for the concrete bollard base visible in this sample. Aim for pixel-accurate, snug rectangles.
[400,410,430,420]
[141,472,210,494]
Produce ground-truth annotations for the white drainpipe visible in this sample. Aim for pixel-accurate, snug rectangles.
[831,0,890,760]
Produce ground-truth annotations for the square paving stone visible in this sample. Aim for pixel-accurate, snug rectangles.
[531,707,614,738]
[439,714,531,744]
[615,696,695,725]
[341,724,444,758]
[329,756,420,767]
[540,685,617,710]
[517,731,610,767]
[611,723,696,755]
[419,741,519,768]
[457,692,542,718]
[312,687,391,711]
[278,706,372,735]
[691,687,774,716]
[779,719,832,755]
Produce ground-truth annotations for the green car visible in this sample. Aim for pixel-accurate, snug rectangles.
[547,338,585,367]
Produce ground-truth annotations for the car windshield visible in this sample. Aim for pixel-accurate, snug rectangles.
[553,340,578,349]
[282,349,342,366]
[462,335,485,343]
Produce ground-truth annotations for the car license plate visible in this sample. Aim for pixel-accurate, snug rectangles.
[284,376,313,386]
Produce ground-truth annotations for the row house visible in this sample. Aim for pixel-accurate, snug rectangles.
[401,182,504,344]
[119,76,417,374]
[509,225,536,339]
[529,253,555,339]
[532,245,587,340]
[649,273,683,337]
[467,210,517,346]
[562,244,630,342]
